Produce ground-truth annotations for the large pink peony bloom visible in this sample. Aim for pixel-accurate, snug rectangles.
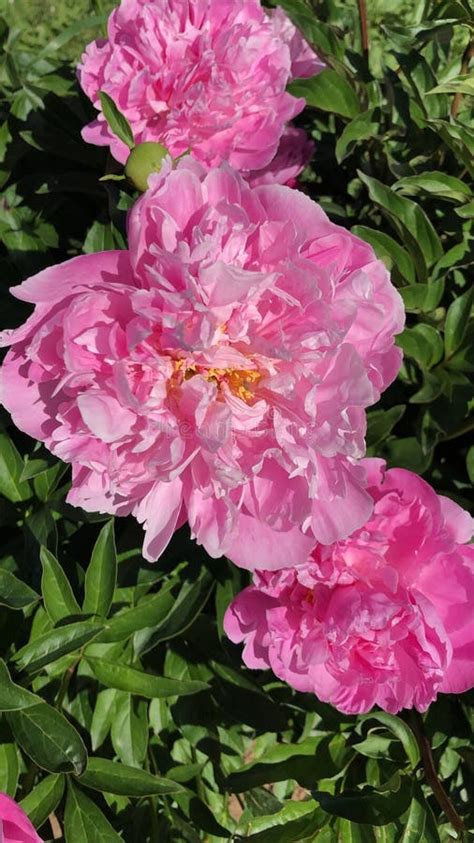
[0,160,403,566]
[78,0,323,183]
[0,794,42,843]
[225,460,474,714]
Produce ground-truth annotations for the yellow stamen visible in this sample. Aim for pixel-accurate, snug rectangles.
[226,368,261,402]
[171,360,261,402]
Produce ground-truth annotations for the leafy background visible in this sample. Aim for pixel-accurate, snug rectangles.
[0,0,473,840]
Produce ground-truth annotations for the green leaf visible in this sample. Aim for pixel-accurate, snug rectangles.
[0,432,31,502]
[358,172,443,278]
[0,659,40,711]
[444,285,474,358]
[409,372,445,404]
[79,757,184,797]
[86,656,209,698]
[393,172,471,204]
[83,519,117,619]
[352,225,415,284]
[8,702,87,775]
[20,774,65,830]
[366,405,406,449]
[288,69,360,119]
[20,457,51,482]
[242,800,328,842]
[33,462,67,502]
[467,446,474,484]
[135,567,214,655]
[64,782,122,843]
[41,546,81,623]
[90,688,120,752]
[358,712,420,768]
[455,200,474,219]
[83,221,121,254]
[0,743,19,796]
[316,773,412,825]
[13,620,103,674]
[399,280,445,313]
[397,324,444,370]
[99,580,175,643]
[400,785,427,843]
[353,734,395,760]
[428,74,474,96]
[335,109,380,163]
[99,91,135,150]
[110,694,148,769]
[384,437,433,474]
[425,119,474,177]
[395,50,448,118]
[0,569,39,610]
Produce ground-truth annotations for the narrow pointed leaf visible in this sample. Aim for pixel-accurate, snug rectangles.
[0,569,39,610]
[41,546,81,622]
[83,519,117,619]
[86,657,208,698]
[99,91,134,150]
[79,757,184,797]
[13,620,103,674]
[135,568,214,655]
[64,782,122,842]
[20,774,65,829]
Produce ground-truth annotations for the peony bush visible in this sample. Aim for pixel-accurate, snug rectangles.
[0,0,472,840]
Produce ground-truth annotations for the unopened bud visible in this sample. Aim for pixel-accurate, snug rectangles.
[125,142,170,192]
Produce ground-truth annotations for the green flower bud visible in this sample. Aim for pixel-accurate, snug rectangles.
[125,142,170,192]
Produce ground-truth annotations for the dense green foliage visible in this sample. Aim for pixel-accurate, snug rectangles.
[0,0,473,840]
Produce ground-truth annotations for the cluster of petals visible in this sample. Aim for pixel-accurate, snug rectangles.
[0,158,404,566]
[78,0,323,183]
[225,460,474,714]
[0,793,42,843]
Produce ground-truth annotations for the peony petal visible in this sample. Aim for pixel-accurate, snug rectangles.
[134,478,184,562]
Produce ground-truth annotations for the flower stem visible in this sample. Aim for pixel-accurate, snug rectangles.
[411,711,466,838]
[357,0,369,61]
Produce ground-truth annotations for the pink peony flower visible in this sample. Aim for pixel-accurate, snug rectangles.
[225,460,474,714]
[78,0,324,180]
[0,794,42,843]
[0,160,404,566]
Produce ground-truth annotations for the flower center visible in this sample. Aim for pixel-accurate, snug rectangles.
[173,359,261,402]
